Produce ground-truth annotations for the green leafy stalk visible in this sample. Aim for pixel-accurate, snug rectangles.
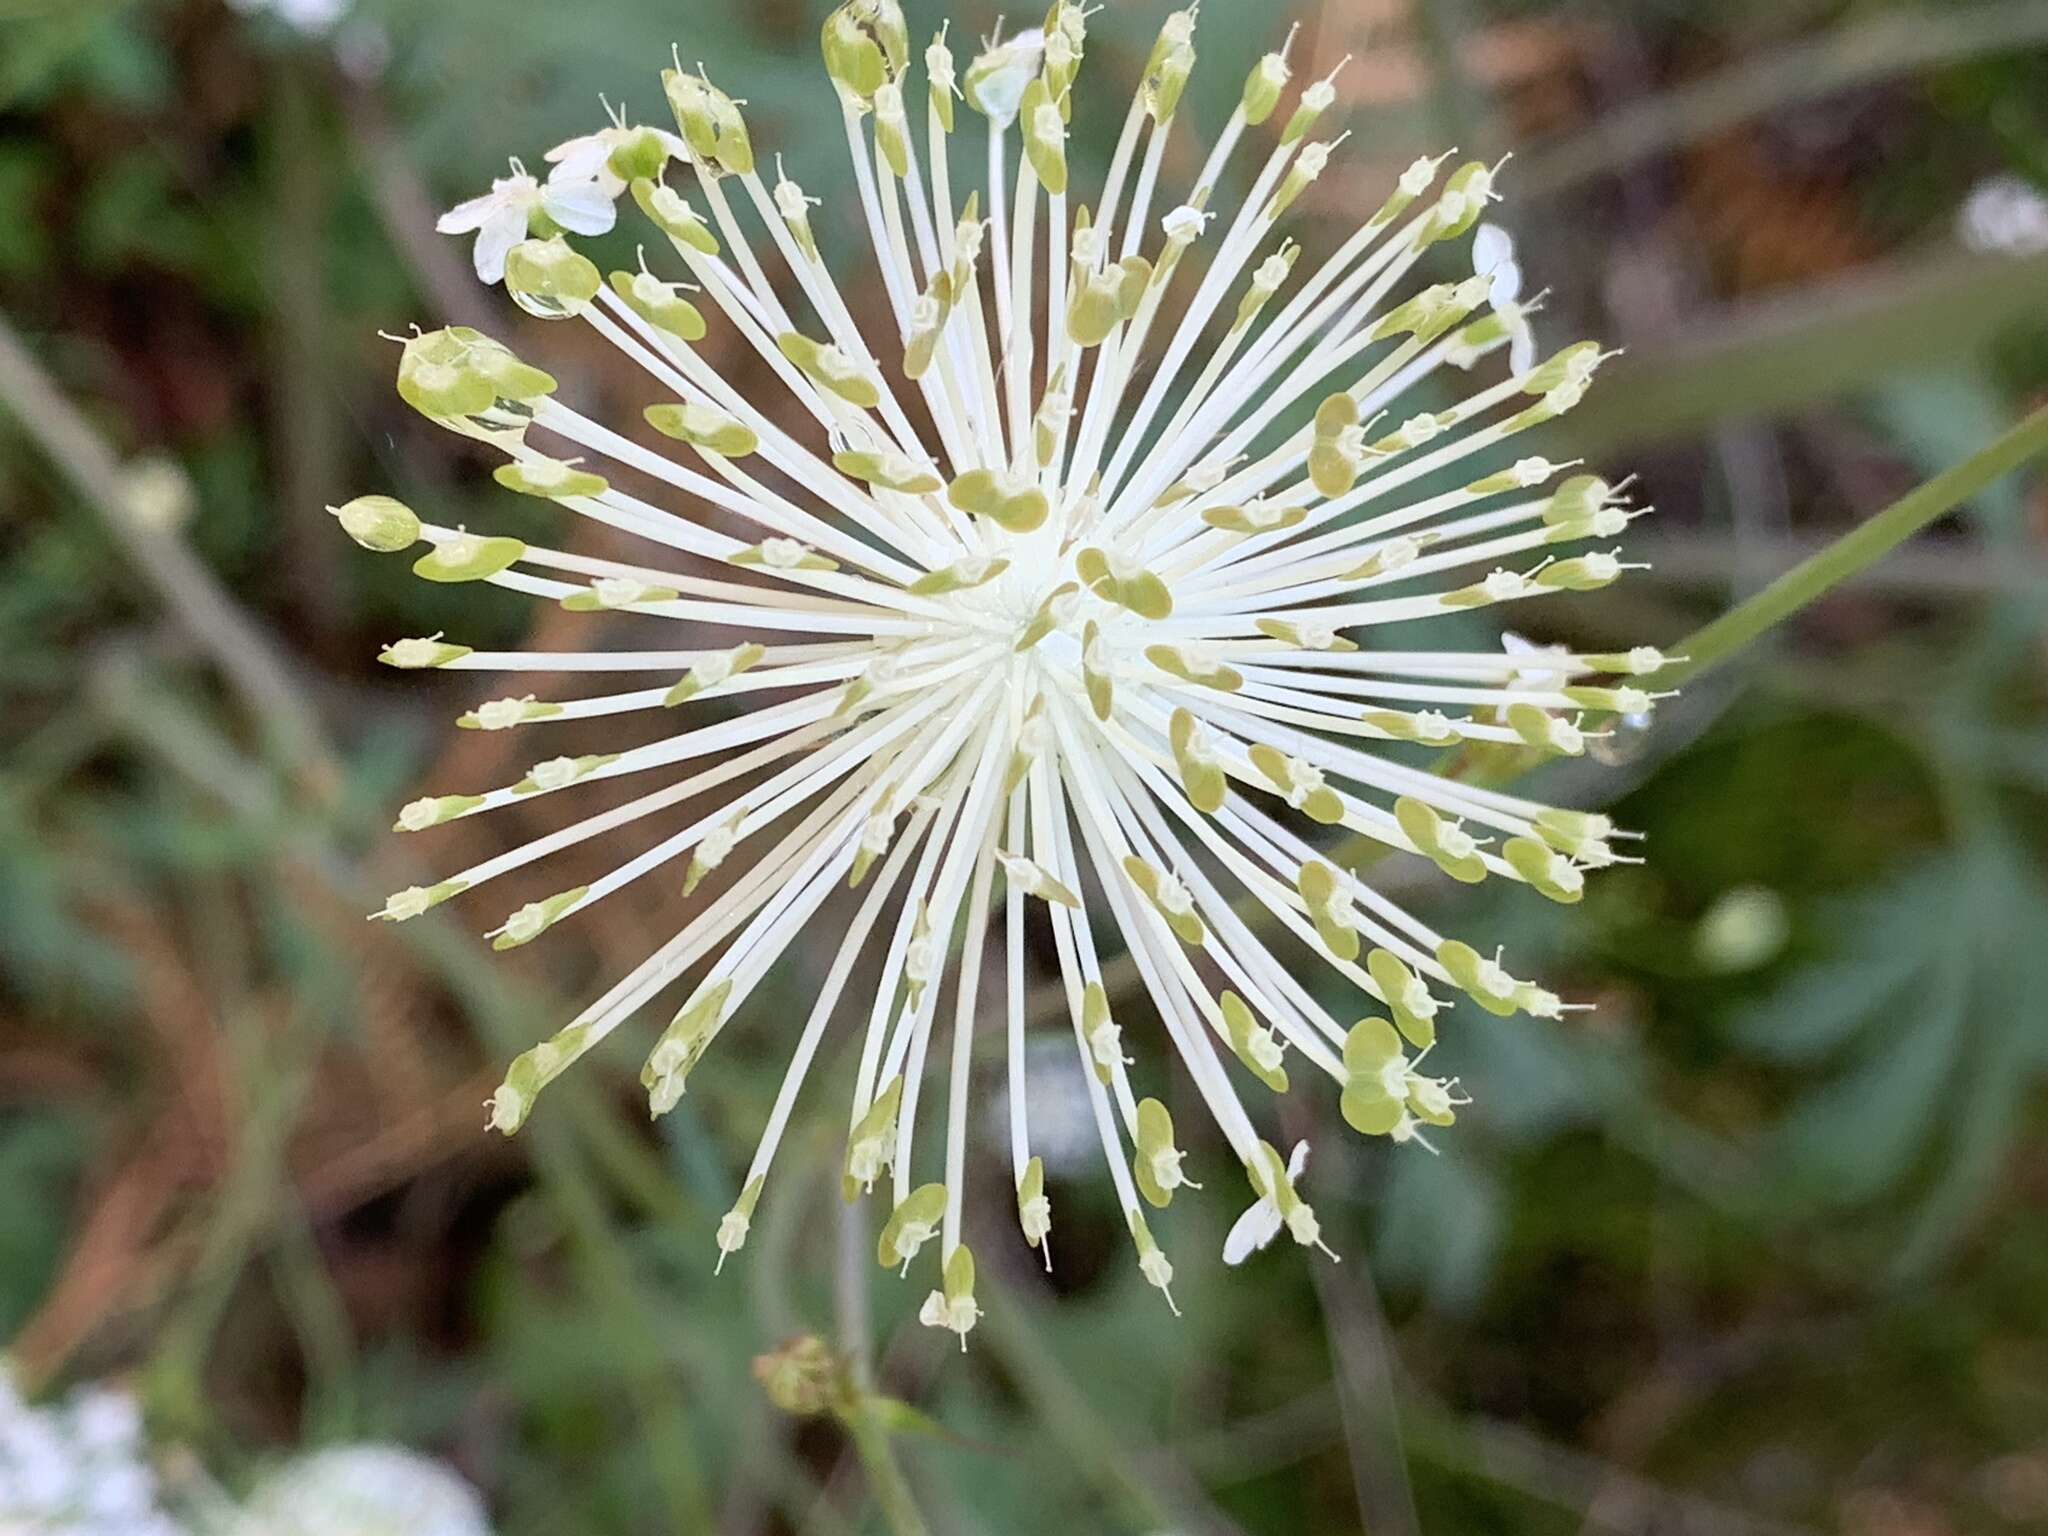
[1649,401,2048,690]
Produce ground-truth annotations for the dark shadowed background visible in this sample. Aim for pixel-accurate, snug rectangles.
[3,0,2048,1532]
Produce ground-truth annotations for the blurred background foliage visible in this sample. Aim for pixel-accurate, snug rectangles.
[2,0,2047,1533]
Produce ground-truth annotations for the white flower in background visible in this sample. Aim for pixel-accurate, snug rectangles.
[231,1446,490,1536]
[341,1,1667,1335]
[1958,173,2048,257]
[434,160,618,284]
[225,0,350,36]
[0,1370,186,1536]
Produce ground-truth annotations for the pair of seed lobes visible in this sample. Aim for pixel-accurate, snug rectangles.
[337,0,1672,1334]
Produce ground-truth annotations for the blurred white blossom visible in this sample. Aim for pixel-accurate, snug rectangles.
[229,1446,489,1536]
[0,1370,186,1536]
[1958,174,2048,257]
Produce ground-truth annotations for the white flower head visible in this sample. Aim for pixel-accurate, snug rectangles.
[354,2,1655,1318]
[436,157,618,284]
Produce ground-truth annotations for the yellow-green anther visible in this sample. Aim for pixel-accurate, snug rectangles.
[1366,947,1439,1049]
[1017,1156,1051,1250]
[394,793,485,832]
[1135,1097,1194,1208]
[661,644,765,708]
[1128,1208,1176,1303]
[1042,26,1079,114]
[1124,855,1205,946]
[1521,341,1605,397]
[1169,708,1227,813]
[1001,853,1080,908]
[1145,643,1243,692]
[1255,616,1355,651]
[1506,702,1586,756]
[495,455,609,500]
[1034,374,1073,467]
[561,575,678,611]
[662,67,753,175]
[1081,621,1114,721]
[491,884,589,953]
[1141,11,1195,124]
[1081,981,1125,1082]
[920,1242,980,1346]
[1242,51,1289,125]
[630,178,720,254]
[1535,552,1624,592]
[642,977,734,1113]
[1308,391,1363,497]
[371,878,467,924]
[332,494,420,552]
[608,268,707,342]
[1532,808,1615,858]
[397,328,555,421]
[908,554,1008,597]
[1436,938,1523,1017]
[1361,708,1463,746]
[602,125,672,183]
[842,1075,902,1199]
[1202,501,1306,535]
[1249,745,1343,825]
[1234,242,1299,328]
[715,1175,764,1270]
[777,332,882,409]
[1220,989,1289,1092]
[1467,455,1564,498]
[835,448,943,495]
[512,753,619,797]
[644,401,758,457]
[948,468,1050,533]
[1014,582,1077,652]
[487,1018,596,1135]
[1582,647,1670,676]
[1393,795,1488,883]
[459,694,562,731]
[1441,567,1533,609]
[877,1182,947,1270]
[770,171,822,262]
[1270,139,1332,217]
[821,4,888,102]
[901,902,937,1008]
[1280,70,1338,143]
[1066,255,1152,347]
[873,79,911,177]
[1376,277,1485,348]
[1503,835,1585,903]
[1339,1016,1408,1134]
[1296,858,1362,962]
[1562,684,1654,716]
[683,807,748,897]
[412,531,525,584]
[1344,533,1430,581]
[963,29,1044,128]
[1424,159,1498,244]
[1540,473,1611,524]
[503,237,602,320]
[1367,411,1453,459]
[1075,545,1173,620]
[850,795,897,887]
[1002,706,1046,797]
[1020,78,1067,194]
[927,32,957,132]
[378,635,472,669]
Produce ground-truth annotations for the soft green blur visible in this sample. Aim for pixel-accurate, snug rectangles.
[3,1,2047,1533]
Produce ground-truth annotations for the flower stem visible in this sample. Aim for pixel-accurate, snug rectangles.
[1649,400,2048,690]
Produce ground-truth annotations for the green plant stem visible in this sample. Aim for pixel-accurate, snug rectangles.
[1649,402,2048,690]
[832,1201,930,1536]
